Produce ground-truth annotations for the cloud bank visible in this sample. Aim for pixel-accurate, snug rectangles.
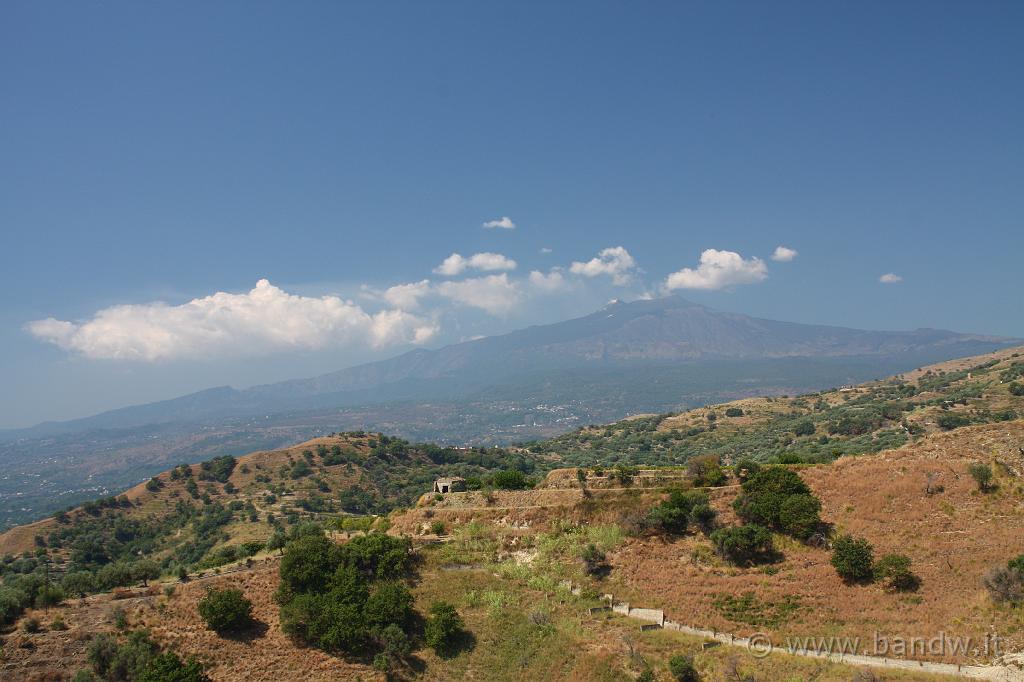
[436,274,521,315]
[26,279,439,361]
[664,249,768,290]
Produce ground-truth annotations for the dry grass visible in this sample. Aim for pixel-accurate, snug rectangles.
[603,422,1024,664]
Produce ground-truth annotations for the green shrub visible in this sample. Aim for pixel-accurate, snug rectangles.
[688,455,727,487]
[138,652,211,682]
[491,470,529,490]
[831,535,874,583]
[968,463,993,492]
[936,413,971,431]
[733,468,820,539]
[1009,382,1024,397]
[668,653,700,681]
[793,420,815,436]
[874,554,919,592]
[725,407,743,417]
[424,601,464,653]
[197,588,252,634]
[710,525,773,565]
[777,494,822,540]
[646,490,709,535]
[364,582,414,631]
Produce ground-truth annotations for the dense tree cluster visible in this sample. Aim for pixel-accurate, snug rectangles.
[276,527,431,673]
[733,468,822,540]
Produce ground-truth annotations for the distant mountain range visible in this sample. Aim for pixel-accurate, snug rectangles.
[4,295,1015,440]
[1,295,1018,527]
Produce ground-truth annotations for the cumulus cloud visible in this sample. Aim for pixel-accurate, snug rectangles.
[664,249,768,291]
[382,279,432,310]
[771,246,798,262]
[528,269,567,293]
[436,274,521,315]
[569,246,637,285]
[433,252,517,276]
[879,273,903,284]
[540,247,552,254]
[482,216,516,229]
[25,279,438,361]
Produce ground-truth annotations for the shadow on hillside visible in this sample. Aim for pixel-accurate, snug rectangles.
[223,617,269,642]
[435,629,477,660]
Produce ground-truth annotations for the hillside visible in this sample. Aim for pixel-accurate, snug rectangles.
[3,296,1017,529]
[4,348,1024,680]
[5,423,1024,680]
[529,345,1024,468]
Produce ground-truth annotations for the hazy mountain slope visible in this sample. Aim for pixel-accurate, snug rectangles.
[3,296,1015,441]
[1,298,1018,529]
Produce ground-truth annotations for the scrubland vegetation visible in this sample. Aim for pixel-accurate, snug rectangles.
[2,349,1023,679]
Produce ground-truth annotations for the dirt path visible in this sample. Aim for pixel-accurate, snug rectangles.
[601,601,1020,680]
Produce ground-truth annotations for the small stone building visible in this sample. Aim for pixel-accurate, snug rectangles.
[433,476,466,494]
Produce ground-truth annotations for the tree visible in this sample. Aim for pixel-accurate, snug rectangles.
[646,490,709,535]
[131,559,160,587]
[688,455,726,487]
[831,535,874,583]
[733,460,760,481]
[777,494,822,540]
[793,419,816,437]
[688,503,717,534]
[491,469,529,490]
[364,582,414,631]
[984,565,1024,604]
[62,571,97,598]
[668,653,700,682]
[34,584,64,610]
[279,532,335,594]
[710,525,773,565]
[372,623,411,673]
[198,588,253,634]
[424,601,464,653]
[733,468,820,540]
[874,554,919,592]
[968,463,993,492]
[725,407,744,417]
[267,531,287,555]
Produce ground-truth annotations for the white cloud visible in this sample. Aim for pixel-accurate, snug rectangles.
[879,273,903,284]
[540,247,553,254]
[26,279,438,361]
[436,274,521,315]
[383,279,432,310]
[482,216,516,229]
[433,252,517,276]
[569,246,637,285]
[771,246,798,262]
[664,249,768,291]
[528,269,567,293]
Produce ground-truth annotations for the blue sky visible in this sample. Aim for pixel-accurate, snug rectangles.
[2,1,1022,428]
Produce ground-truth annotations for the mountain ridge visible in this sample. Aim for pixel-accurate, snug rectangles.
[3,295,1017,440]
